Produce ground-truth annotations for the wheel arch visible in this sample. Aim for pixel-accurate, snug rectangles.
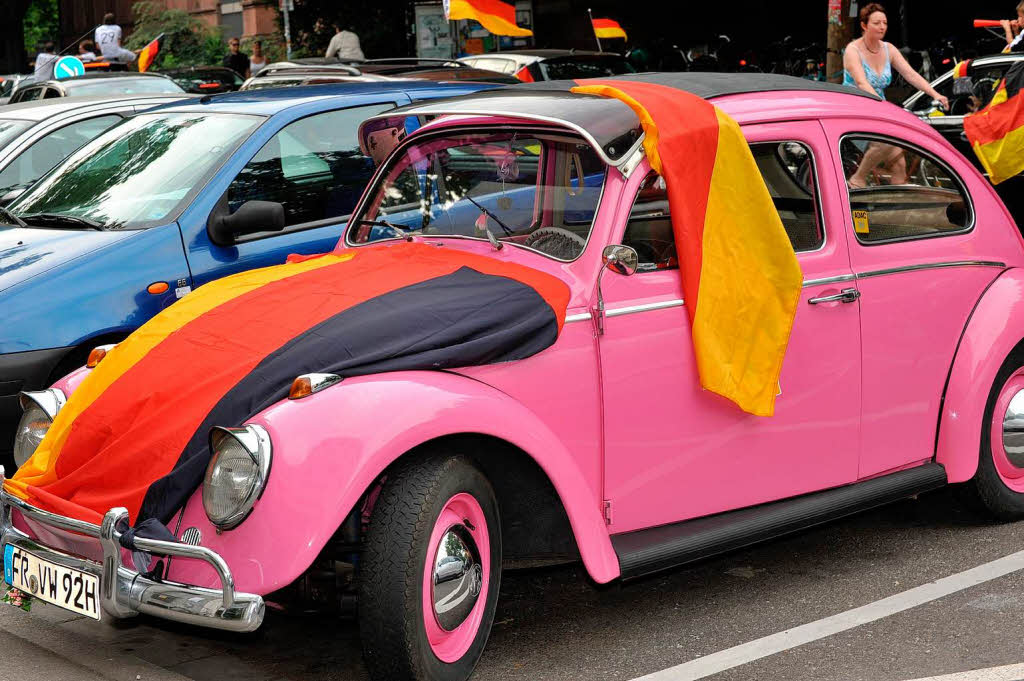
[938,268,1024,482]
[166,371,619,594]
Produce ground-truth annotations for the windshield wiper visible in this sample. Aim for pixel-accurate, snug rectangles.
[0,206,27,229]
[20,213,105,231]
[462,194,514,236]
[353,219,413,241]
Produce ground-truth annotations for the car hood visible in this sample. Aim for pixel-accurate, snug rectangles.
[0,226,134,294]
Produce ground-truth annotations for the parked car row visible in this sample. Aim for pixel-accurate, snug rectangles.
[2,61,1024,681]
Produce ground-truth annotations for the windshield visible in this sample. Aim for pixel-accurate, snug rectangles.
[66,78,185,96]
[539,56,636,80]
[10,112,261,229]
[348,130,606,261]
[0,119,32,152]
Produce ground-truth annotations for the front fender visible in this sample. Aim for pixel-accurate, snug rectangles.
[166,371,618,594]
[938,268,1024,482]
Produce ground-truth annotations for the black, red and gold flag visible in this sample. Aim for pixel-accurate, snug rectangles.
[137,33,164,73]
[8,243,568,527]
[965,61,1024,184]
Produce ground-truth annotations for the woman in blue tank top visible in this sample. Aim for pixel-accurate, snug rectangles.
[842,3,949,187]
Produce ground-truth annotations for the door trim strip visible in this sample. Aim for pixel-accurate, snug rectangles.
[803,261,1006,288]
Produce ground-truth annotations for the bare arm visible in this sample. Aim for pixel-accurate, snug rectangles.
[843,42,880,97]
[889,44,949,109]
[1003,19,1016,44]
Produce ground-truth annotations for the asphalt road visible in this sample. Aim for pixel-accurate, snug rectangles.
[3,485,1024,681]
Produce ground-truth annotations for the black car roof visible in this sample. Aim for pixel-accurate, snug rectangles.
[371,72,876,166]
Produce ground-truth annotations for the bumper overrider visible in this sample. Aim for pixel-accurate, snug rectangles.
[0,468,264,632]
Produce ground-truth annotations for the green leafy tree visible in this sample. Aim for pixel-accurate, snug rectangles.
[125,1,220,69]
[23,0,58,56]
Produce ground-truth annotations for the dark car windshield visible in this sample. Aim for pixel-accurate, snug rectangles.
[539,55,637,80]
[65,77,186,97]
[0,119,32,152]
[10,112,261,229]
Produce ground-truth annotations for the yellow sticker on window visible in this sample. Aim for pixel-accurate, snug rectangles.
[853,210,870,234]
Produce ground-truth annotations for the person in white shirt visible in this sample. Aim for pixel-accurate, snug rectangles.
[325,23,365,61]
[78,40,97,62]
[94,12,136,63]
[33,42,58,81]
[249,39,268,74]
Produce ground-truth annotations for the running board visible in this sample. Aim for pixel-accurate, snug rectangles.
[611,463,947,580]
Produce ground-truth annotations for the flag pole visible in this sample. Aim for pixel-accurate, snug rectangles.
[58,25,101,57]
[587,8,603,52]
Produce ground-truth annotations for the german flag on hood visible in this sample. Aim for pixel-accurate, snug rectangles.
[7,243,569,528]
[565,76,803,416]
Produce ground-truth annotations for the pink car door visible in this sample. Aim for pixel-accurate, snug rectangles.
[600,122,863,534]
[821,119,1011,478]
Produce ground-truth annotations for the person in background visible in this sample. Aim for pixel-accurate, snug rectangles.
[95,12,136,63]
[843,3,948,187]
[249,39,268,75]
[222,38,250,78]
[1001,1,1024,52]
[78,40,98,62]
[33,42,57,81]
[325,23,365,61]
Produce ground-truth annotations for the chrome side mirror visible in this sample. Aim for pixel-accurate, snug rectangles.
[602,244,639,277]
[594,244,639,336]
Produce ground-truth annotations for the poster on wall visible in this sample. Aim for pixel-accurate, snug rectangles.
[828,0,842,25]
[415,3,454,59]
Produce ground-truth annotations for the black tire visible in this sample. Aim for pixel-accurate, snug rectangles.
[973,349,1024,520]
[359,451,501,681]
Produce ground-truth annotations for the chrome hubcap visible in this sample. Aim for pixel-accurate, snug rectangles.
[431,524,482,631]
[1002,389,1024,468]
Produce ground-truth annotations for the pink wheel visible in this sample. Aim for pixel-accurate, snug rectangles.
[974,354,1024,519]
[359,452,501,681]
[422,493,490,662]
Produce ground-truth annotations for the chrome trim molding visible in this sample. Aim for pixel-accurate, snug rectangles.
[565,312,592,323]
[803,274,857,288]
[0,467,264,632]
[803,261,1005,288]
[855,260,1005,280]
[18,389,67,420]
[606,299,685,317]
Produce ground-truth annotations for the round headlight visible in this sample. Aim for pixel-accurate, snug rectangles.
[202,425,272,530]
[13,390,66,469]
[13,403,51,468]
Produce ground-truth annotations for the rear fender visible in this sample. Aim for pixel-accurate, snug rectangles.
[166,371,618,594]
[938,268,1024,482]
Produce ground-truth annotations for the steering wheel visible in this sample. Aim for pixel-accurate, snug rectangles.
[522,227,587,259]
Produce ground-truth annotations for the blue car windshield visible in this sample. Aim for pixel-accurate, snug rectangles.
[348,130,606,262]
[10,112,261,230]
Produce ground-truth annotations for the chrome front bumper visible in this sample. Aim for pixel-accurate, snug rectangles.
[0,468,264,632]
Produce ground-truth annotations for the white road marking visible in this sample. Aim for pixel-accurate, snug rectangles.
[904,663,1024,680]
[630,548,1024,681]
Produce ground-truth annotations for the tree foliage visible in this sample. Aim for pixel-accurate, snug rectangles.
[23,0,58,55]
[125,1,225,69]
[282,0,413,58]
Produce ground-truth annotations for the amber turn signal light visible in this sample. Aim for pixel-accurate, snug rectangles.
[87,348,107,368]
[288,373,342,400]
[289,376,312,400]
[147,282,169,295]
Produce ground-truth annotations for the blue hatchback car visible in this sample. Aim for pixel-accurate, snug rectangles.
[0,80,497,466]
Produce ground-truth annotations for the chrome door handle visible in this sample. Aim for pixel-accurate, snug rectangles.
[808,288,861,305]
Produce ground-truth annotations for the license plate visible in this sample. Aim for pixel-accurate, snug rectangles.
[4,544,100,620]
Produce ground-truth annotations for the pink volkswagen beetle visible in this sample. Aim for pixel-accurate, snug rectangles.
[5,74,1024,681]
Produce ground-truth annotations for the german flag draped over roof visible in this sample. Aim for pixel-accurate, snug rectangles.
[7,243,568,527]
[137,33,164,73]
[569,77,802,416]
[445,0,533,36]
[592,18,627,41]
[964,61,1024,185]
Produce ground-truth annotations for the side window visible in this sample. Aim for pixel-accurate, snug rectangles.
[913,65,1007,115]
[43,87,62,99]
[840,135,972,244]
[16,87,44,102]
[227,103,394,229]
[623,141,824,271]
[0,114,122,195]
